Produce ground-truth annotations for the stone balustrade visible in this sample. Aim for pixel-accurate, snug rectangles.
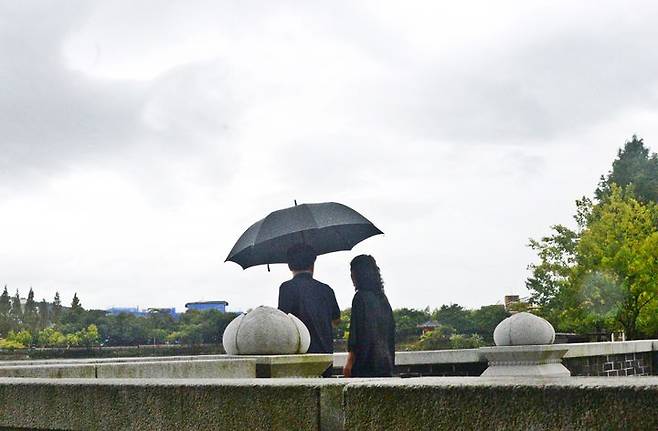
[333,339,657,377]
[0,376,656,430]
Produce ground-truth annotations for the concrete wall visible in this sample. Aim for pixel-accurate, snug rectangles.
[0,358,256,379]
[333,339,658,377]
[0,377,656,430]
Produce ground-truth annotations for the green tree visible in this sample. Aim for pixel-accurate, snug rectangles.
[596,135,658,203]
[9,290,22,329]
[471,305,509,343]
[61,293,84,329]
[38,299,49,330]
[393,308,430,340]
[0,286,11,336]
[413,324,454,350]
[77,324,100,348]
[7,329,32,347]
[431,304,474,334]
[105,313,148,346]
[51,292,62,324]
[70,293,82,313]
[23,288,38,332]
[449,333,485,349]
[572,186,658,338]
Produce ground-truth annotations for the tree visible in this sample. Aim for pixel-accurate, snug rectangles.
[23,288,38,332]
[393,308,430,340]
[596,135,658,203]
[471,305,509,343]
[449,333,485,349]
[572,186,658,339]
[528,137,658,338]
[77,324,100,348]
[431,304,474,334]
[51,292,62,324]
[0,286,11,336]
[61,293,84,329]
[38,299,49,330]
[413,324,454,350]
[70,293,82,313]
[9,290,22,329]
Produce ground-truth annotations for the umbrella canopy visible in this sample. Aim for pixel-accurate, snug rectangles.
[226,202,383,269]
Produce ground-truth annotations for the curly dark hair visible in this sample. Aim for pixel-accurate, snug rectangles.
[350,254,384,292]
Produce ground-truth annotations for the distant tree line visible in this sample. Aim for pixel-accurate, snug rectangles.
[0,288,239,349]
[337,303,510,351]
[0,286,509,351]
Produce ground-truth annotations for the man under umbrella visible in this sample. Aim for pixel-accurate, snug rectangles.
[278,244,340,375]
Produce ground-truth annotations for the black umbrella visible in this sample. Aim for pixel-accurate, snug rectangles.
[226,202,383,269]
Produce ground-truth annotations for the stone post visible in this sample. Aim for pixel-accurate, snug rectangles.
[480,312,570,377]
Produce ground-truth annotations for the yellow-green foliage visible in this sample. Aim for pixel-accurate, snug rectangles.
[0,338,25,349]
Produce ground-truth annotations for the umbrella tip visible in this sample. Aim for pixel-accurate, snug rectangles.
[294,199,297,206]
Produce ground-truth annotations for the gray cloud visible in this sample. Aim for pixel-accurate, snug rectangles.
[2,1,658,311]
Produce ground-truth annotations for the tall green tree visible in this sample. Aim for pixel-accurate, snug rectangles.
[0,286,11,336]
[571,186,658,338]
[431,304,475,334]
[596,135,658,203]
[471,305,510,343]
[70,293,82,313]
[528,137,658,338]
[9,290,23,329]
[23,288,38,332]
[38,299,50,330]
[51,292,62,324]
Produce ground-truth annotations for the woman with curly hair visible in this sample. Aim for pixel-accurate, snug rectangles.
[343,254,395,377]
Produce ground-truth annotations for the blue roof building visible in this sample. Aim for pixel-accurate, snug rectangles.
[185,301,229,312]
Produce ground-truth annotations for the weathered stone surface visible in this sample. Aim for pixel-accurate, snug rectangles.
[480,345,570,377]
[0,358,256,379]
[493,312,555,346]
[343,377,658,430]
[0,377,656,430]
[225,354,333,378]
[289,313,311,353]
[0,378,343,431]
[0,364,95,378]
[222,313,244,355]
[95,359,255,379]
[223,306,311,355]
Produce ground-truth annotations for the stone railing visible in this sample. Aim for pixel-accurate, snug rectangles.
[332,339,658,376]
[0,376,656,430]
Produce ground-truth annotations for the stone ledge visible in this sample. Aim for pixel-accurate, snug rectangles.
[0,377,656,430]
[562,339,656,358]
[0,359,256,379]
[333,349,484,368]
[344,377,658,430]
[225,354,333,377]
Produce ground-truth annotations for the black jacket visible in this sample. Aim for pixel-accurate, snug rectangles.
[348,289,395,377]
[278,273,340,353]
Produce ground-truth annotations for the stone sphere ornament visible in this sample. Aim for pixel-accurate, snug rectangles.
[222,306,311,355]
[493,312,556,346]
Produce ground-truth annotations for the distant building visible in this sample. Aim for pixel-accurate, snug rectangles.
[106,307,146,317]
[504,295,520,311]
[416,320,441,335]
[105,306,179,318]
[185,301,229,312]
[147,307,177,317]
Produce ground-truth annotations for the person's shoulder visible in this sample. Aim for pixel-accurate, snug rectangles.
[279,278,298,290]
[313,278,335,293]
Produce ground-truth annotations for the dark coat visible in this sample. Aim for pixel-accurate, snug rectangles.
[278,273,340,353]
[348,289,395,377]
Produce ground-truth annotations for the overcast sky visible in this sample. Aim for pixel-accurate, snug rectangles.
[2,1,658,313]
